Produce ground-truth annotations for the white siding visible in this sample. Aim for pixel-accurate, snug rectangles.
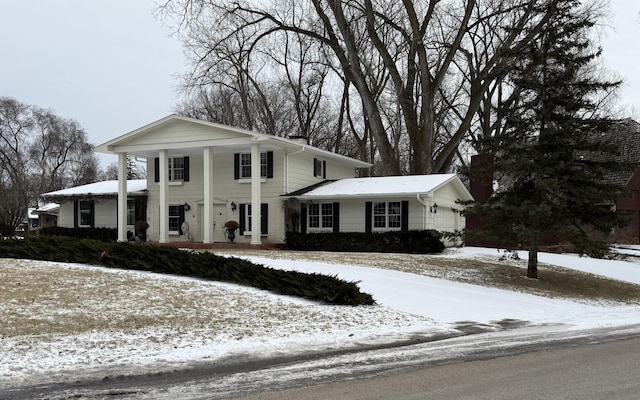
[146,151,288,243]
[122,120,240,148]
[56,198,136,231]
[57,202,75,228]
[285,151,357,193]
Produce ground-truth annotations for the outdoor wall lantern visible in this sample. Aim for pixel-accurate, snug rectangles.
[230,201,237,211]
[430,203,438,213]
[183,202,191,212]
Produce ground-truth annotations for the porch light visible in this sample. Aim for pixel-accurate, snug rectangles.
[430,203,438,213]
[230,201,237,211]
[183,202,191,212]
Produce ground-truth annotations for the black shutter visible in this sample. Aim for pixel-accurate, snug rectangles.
[74,200,79,228]
[365,201,372,233]
[89,200,95,228]
[322,161,327,179]
[183,157,190,182]
[333,202,340,233]
[313,158,318,176]
[234,153,240,179]
[239,203,246,233]
[401,200,409,231]
[154,158,160,182]
[261,203,268,234]
[301,203,307,234]
[267,151,274,178]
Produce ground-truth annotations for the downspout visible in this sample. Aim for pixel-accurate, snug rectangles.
[416,194,429,230]
[417,193,438,230]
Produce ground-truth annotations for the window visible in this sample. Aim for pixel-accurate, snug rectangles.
[77,200,93,227]
[240,153,252,178]
[239,153,267,178]
[308,203,333,230]
[239,203,269,234]
[169,205,182,235]
[127,200,135,225]
[169,157,184,181]
[313,158,326,178]
[234,151,273,179]
[373,201,401,230]
[154,156,190,182]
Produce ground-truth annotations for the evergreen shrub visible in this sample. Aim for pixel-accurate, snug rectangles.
[0,236,374,306]
[39,226,118,242]
[285,230,445,254]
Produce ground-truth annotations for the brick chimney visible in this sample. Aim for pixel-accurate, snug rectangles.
[469,153,494,202]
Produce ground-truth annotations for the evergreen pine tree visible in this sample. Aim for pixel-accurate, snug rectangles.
[467,0,627,279]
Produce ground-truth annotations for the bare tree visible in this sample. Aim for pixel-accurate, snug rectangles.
[159,0,565,175]
[101,157,146,181]
[0,97,98,235]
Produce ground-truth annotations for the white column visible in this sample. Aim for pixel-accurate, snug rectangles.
[159,150,169,243]
[250,141,262,245]
[117,152,128,242]
[203,146,215,243]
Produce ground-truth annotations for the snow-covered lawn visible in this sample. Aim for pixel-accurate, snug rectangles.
[1,247,640,388]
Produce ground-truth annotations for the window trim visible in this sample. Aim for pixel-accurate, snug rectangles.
[154,156,190,183]
[234,151,274,180]
[313,158,327,179]
[168,204,184,236]
[126,199,135,226]
[307,202,334,232]
[168,156,185,182]
[77,199,93,228]
[366,200,407,232]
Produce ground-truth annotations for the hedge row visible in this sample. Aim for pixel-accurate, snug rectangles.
[39,226,119,242]
[0,236,374,306]
[285,230,445,254]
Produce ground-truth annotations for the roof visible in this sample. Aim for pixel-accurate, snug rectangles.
[33,203,60,214]
[285,174,474,201]
[606,118,640,186]
[41,180,147,199]
[96,114,371,169]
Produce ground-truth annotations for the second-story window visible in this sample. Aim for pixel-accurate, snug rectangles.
[313,158,326,178]
[169,157,184,181]
[153,156,190,183]
[234,151,274,179]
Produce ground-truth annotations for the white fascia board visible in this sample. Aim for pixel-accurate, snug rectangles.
[105,136,266,154]
[288,193,430,200]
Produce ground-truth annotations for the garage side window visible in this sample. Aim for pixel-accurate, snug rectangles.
[373,201,401,230]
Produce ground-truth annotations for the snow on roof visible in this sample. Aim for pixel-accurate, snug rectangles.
[41,180,147,198]
[293,174,464,198]
[33,203,60,214]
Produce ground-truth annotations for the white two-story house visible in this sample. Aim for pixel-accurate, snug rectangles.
[95,114,473,245]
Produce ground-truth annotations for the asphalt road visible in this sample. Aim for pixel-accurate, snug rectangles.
[235,335,640,400]
[3,328,639,400]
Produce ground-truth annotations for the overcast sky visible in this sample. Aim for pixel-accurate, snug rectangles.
[1,1,639,168]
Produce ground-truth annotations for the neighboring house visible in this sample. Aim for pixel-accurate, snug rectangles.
[40,180,147,233]
[602,118,640,243]
[95,114,472,245]
[32,203,60,229]
[468,118,640,245]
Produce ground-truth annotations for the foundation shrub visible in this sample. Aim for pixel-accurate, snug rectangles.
[285,230,445,254]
